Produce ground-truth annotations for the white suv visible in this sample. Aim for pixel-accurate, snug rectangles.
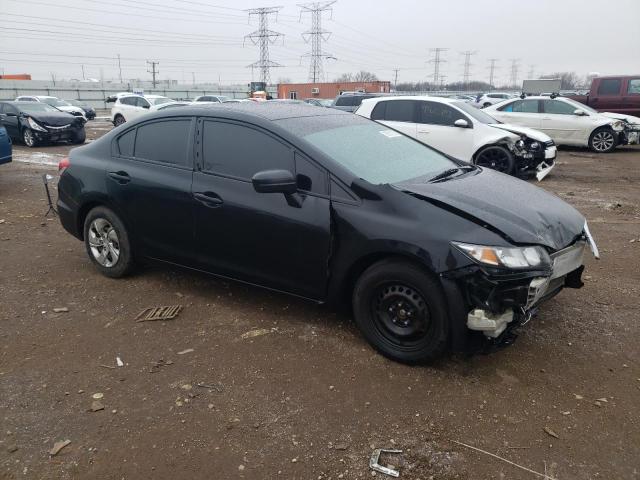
[356,96,556,180]
[110,95,174,126]
[15,96,86,118]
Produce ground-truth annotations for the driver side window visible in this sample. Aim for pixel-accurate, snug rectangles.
[418,101,466,126]
[542,100,577,115]
[136,97,150,108]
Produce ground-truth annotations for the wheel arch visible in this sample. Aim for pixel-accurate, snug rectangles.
[76,197,132,242]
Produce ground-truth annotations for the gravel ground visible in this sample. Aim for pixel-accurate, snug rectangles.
[1,122,639,480]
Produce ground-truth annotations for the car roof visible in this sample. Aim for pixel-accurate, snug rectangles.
[360,95,462,105]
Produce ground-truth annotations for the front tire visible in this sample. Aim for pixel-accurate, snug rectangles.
[474,145,515,174]
[72,128,86,145]
[352,259,449,364]
[83,206,134,278]
[589,127,617,153]
[22,128,38,147]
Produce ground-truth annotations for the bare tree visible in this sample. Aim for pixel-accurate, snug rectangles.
[334,73,353,82]
[277,77,292,84]
[352,70,378,82]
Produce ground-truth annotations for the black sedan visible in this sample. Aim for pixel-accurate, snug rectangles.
[56,103,596,363]
[67,99,97,120]
[0,101,86,147]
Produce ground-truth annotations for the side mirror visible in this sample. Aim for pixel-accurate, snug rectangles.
[252,170,297,195]
[142,104,150,109]
[574,109,587,116]
[454,119,470,128]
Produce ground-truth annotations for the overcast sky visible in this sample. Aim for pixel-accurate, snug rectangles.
[1,0,638,85]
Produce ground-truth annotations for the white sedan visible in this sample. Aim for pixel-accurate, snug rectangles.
[485,96,640,153]
[110,94,175,126]
[356,96,556,180]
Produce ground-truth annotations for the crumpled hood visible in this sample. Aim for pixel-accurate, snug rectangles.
[23,112,79,127]
[397,168,585,251]
[489,123,552,142]
[602,112,640,125]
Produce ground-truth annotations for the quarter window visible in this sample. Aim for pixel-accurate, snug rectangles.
[295,153,327,195]
[542,100,576,115]
[134,119,192,167]
[117,129,136,157]
[627,79,640,94]
[418,101,466,126]
[202,121,293,180]
[597,79,621,95]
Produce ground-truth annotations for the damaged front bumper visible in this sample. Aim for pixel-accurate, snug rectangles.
[621,124,640,145]
[444,239,590,353]
[511,140,556,181]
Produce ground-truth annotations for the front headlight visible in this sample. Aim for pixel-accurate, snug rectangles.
[27,117,47,132]
[453,242,551,269]
[611,121,624,132]
[529,141,540,150]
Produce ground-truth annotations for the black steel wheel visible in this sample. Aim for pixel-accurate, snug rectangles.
[353,258,449,363]
[113,114,126,127]
[474,145,515,174]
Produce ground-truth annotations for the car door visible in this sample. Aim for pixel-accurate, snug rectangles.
[371,100,418,138]
[592,78,623,113]
[540,99,588,145]
[415,101,474,160]
[622,77,640,115]
[494,99,543,128]
[106,117,197,264]
[0,103,21,139]
[191,119,331,300]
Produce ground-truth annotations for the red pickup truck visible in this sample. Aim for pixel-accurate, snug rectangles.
[569,75,640,116]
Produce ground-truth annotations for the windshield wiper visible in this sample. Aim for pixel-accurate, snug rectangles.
[427,165,474,183]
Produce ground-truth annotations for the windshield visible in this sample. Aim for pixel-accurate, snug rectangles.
[300,121,455,184]
[452,101,499,124]
[41,97,68,107]
[19,103,60,113]
[150,97,172,105]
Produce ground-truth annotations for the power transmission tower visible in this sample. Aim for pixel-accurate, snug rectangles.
[460,50,477,89]
[428,48,448,88]
[509,58,520,88]
[527,64,536,79]
[117,54,123,84]
[147,60,159,88]
[487,58,498,87]
[245,7,284,85]
[299,1,336,83]
[393,68,400,90]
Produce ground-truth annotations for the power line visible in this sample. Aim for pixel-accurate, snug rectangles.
[244,7,284,85]
[428,48,448,87]
[299,1,336,83]
[147,60,159,88]
[487,58,498,87]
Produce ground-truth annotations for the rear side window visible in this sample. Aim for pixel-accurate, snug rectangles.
[117,129,136,157]
[500,99,539,113]
[202,121,293,180]
[134,119,192,167]
[418,101,466,126]
[597,79,621,95]
[335,96,355,107]
[627,79,640,94]
[382,100,416,122]
[120,97,136,106]
[136,97,150,108]
[542,100,576,115]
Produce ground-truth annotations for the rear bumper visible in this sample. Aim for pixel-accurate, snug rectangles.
[57,195,81,240]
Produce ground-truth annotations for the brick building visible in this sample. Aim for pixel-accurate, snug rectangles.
[277,81,391,100]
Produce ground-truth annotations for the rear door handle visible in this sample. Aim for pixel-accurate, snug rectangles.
[108,171,131,184]
[194,192,223,207]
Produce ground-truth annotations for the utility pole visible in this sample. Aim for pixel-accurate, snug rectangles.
[50,72,56,86]
[81,64,85,80]
[487,58,498,87]
[527,64,536,79]
[393,68,400,90]
[428,48,448,89]
[192,72,196,87]
[460,50,477,90]
[509,58,520,88]
[245,7,284,85]
[299,1,336,83]
[117,54,123,84]
[147,60,159,88]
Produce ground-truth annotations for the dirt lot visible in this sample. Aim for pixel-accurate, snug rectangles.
[1,121,639,480]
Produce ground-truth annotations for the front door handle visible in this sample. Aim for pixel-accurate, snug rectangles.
[108,171,130,184]
[194,192,223,207]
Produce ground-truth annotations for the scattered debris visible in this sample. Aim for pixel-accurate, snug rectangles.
[92,392,104,400]
[240,328,272,339]
[7,445,18,453]
[149,359,173,373]
[0,219,5,224]
[49,439,71,457]
[196,382,224,393]
[99,364,116,369]
[369,448,402,478]
[90,401,104,412]
[574,394,584,400]
[334,443,348,451]
[135,305,182,322]
[568,153,595,159]
[543,427,559,439]
[116,357,124,367]
[596,397,608,403]
[177,348,194,355]
[53,307,69,313]
[452,440,557,480]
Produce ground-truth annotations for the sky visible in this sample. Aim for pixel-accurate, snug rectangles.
[1,0,639,85]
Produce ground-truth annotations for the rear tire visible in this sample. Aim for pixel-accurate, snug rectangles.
[352,258,449,364]
[474,145,515,174]
[588,127,617,153]
[113,114,126,127]
[83,206,134,278]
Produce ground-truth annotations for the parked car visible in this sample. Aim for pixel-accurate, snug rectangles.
[485,96,640,153]
[0,101,86,147]
[473,92,515,108]
[304,98,333,107]
[56,103,596,363]
[15,95,86,119]
[568,75,640,116]
[330,93,384,112]
[0,125,12,166]
[356,96,556,180]
[66,99,96,120]
[110,95,174,126]
[193,95,230,103]
[157,102,191,110]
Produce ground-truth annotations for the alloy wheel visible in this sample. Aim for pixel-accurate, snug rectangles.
[370,283,430,344]
[88,218,120,268]
[591,131,615,152]
[23,129,35,147]
[475,147,511,173]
